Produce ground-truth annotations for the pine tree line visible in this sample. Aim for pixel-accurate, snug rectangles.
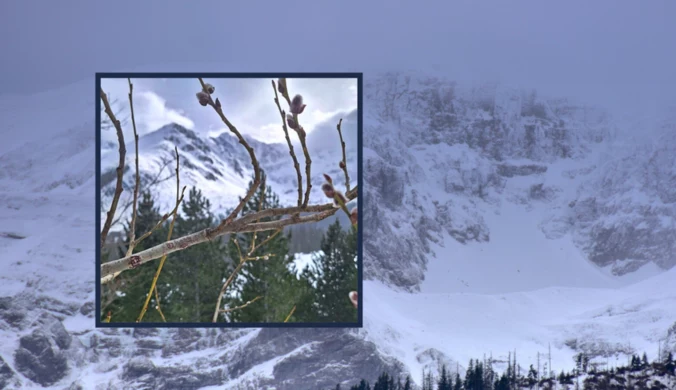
[101,170,358,323]
[330,350,675,390]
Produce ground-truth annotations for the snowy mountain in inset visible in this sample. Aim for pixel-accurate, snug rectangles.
[100,108,358,228]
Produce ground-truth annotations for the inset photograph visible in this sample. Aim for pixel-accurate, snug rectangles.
[96,73,362,326]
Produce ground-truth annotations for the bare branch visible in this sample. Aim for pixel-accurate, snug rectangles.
[218,296,263,314]
[137,147,182,323]
[109,157,174,229]
[101,187,357,284]
[101,97,129,131]
[154,284,167,322]
[125,78,141,257]
[102,207,342,283]
[212,232,276,322]
[212,254,244,322]
[249,173,267,255]
[336,118,351,193]
[346,185,358,200]
[100,88,126,248]
[272,79,303,209]
[284,305,296,323]
[197,78,262,234]
[132,187,186,249]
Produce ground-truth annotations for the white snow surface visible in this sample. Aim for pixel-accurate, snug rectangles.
[0,76,675,388]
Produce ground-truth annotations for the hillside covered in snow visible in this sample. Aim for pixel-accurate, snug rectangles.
[0,72,675,389]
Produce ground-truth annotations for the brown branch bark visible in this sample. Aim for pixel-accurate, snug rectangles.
[336,118,351,193]
[198,78,262,234]
[100,88,126,248]
[101,187,357,284]
[272,80,303,209]
[102,206,345,283]
[125,78,141,257]
[293,116,312,208]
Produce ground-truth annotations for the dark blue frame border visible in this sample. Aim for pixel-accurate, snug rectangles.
[96,72,363,328]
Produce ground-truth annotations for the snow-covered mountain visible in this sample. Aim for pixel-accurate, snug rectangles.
[1,72,675,389]
[100,109,358,226]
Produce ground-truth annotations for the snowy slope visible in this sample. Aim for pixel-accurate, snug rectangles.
[100,111,358,228]
[0,72,675,389]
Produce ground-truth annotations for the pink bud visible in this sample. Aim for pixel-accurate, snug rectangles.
[286,114,298,130]
[196,92,209,106]
[350,207,358,225]
[289,94,306,114]
[321,182,335,198]
[349,291,358,308]
[277,78,287,95]
[323,174,333,184]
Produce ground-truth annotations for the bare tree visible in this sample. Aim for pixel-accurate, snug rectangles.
[99,77,359,322]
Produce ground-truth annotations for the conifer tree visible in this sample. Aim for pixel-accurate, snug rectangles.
[438,364,452,390]
[453,372,462,390]
[351,379,371,390]
[225,171,300,323]
[402,376,412,390]
[527,365,538,388]
[312,220,358,322]
[163,186,229,322]
[373,372,392,390]
[666,351,675,374]
[465,359,475,390]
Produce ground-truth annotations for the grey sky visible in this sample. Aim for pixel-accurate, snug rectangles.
[1,1,675,120]
[100,78,357,143]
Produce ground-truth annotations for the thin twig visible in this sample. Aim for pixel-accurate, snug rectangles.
[291,111,312,208]
[100,88,126,248]
[218,296,263,314]
[109,158,173,229]
[336,118,351,193]
[137,147,182,323]
[125,78,141,257]
[212,228,277,322]
[272,80,302,209]
[154,284,167,322]
[132,188,186,248]
[250,229,281,255]
[198,78,261,233]
[249,173,266,255]
[346,185,358,200]
[284,305,296,323]
[212,256,244,323]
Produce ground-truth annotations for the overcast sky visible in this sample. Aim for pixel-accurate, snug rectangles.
[100,77,357,143]
[1,1,675,122]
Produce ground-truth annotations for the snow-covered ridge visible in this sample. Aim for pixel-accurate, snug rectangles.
[100,109,358,227]
[363,72,676,291]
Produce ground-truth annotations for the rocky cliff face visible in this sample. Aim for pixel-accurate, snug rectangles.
[362,72,675,291]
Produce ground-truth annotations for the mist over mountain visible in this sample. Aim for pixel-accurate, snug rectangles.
[0,72,675,389]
